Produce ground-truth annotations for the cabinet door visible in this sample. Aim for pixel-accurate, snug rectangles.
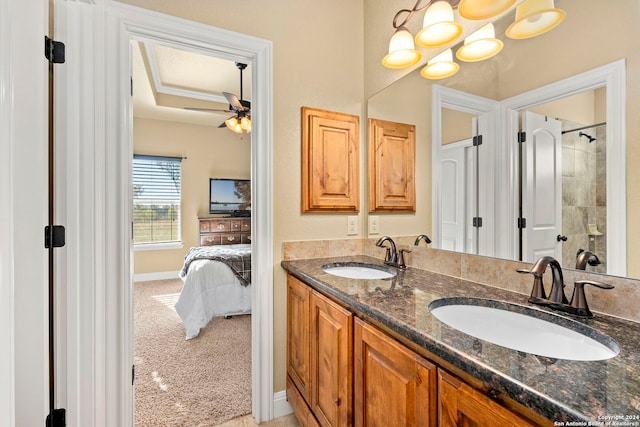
[368,118,416,212]
[438,370,536,427]
[301,106,360,212]
[287,275,312,403]
[311,291,353,427]
[354,318,436,427]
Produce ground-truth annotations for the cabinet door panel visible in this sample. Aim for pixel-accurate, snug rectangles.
[354,319,436,427]
[438,369,536,427]
[311,291,353,427]
[287,276,312,403]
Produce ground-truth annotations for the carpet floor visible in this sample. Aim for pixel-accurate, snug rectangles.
[134,279,252,427]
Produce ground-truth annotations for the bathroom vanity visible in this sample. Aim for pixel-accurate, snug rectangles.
[282,255,640,426]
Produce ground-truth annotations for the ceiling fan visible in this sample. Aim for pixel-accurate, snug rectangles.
[185,62,251,133]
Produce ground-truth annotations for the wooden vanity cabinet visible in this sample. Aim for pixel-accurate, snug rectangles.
[438,369,536,427]
[286,274,544,427]
[287,275,353,427]
[354,318,436,427]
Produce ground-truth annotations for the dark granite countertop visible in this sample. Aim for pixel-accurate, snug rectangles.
[281,255,640,424]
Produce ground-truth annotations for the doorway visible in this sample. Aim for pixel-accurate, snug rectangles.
[52,3,274,426]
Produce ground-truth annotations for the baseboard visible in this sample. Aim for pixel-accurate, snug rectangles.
[273,390,293,419]
[133,270,181,282]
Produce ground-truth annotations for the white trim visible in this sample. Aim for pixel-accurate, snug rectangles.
[133,271,181,282]
[54,1,274,425]
[273,390,293,419]
[500,60,627,276]
[133,242,183,251]
[432,85,500,255]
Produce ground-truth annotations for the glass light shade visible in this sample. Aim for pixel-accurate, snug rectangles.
[382,27,422,69]
[505,0,565,39]
[421,49,459,80]
[225,117,238,128]
[415,1,462,48]
[240,116,251,132]
[458,0,516,20]
[456,23,504,62]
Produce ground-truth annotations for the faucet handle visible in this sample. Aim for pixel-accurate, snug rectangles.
[517,268,548,303]
[397,249,411,269]
[568,280,614,318]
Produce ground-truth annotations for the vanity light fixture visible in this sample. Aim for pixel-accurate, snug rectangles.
[505,0,566,39]
[456,23,503,62]
[421,49,460,79]
[383,0,513,70]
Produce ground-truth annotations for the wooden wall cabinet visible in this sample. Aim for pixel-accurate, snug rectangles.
[302,107,360,212]
[368,118,416,212]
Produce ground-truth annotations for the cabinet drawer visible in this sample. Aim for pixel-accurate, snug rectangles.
[209,219,231,232]
[220,233,242,245]
[241,233,252,244]
[199,220,211,233]
[200,234,221,246]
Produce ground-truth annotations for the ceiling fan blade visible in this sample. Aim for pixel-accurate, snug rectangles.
[223,92,248,112]
[184,107,232,113]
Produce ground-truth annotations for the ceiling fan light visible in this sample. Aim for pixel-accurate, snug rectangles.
[421,49,459,80]
[382,27,422,69]
[226,117,238,128]
[232,122,243,133]
[415,1,462,48]
[240,116,251,130]
[505,0,565,39]
[456,23,504,62]
[457,0,516,20]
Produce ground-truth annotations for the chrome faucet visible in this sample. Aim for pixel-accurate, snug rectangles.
[375,236,409,269]
[517,256,568,305]
[575,249,601,270]
[414,234,432,246]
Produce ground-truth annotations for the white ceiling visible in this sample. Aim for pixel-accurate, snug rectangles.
[131,41,252,128]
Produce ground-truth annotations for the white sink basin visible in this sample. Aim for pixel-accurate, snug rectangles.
[429,298,619,361]
[322,263,396,280]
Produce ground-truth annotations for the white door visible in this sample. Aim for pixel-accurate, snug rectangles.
[521,111,563,262]
[440,139,473,252]
[0,0,50,425]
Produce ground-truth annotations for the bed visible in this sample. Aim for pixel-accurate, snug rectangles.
[175,243,252,339]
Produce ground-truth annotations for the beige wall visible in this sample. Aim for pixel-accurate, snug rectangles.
[133,117,250,274]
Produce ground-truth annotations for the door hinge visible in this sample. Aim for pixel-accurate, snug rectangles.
[132,364,135,385]
[517,131,526,143]
[44,225,66,248]
[46,408,66,427]
[518,218,527,229]
[472,134,483,147]
[45,36,65,64]
[472,217,483,228]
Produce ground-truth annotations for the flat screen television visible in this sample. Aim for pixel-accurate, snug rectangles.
[209,178,251,216]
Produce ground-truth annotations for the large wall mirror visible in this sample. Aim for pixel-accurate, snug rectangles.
[367,0,639,279]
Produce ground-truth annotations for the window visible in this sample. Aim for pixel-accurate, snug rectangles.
[133,155,182,245]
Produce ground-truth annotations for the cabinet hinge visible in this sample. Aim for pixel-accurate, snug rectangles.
[44,225,66,248]
[517,131,526,143]
[472,217,483,228]
[517,218,527,229]
[472,134,483,147]
[44,36,65,64]
[45,408,66,427]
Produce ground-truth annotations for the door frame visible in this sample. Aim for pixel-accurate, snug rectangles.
[54,2,274,426]
[501,59,626,275]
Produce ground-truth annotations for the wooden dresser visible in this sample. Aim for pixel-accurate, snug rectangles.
[198,217,251,246]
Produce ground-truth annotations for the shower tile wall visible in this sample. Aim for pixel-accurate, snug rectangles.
[561,119,607,273]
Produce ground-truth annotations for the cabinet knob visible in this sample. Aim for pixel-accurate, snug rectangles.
[227,236,235,241]
[217,224,226,230]
[335,397,342,407]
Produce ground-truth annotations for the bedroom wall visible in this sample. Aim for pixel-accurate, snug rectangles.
[117,0,365,394]
[133,117,251,275]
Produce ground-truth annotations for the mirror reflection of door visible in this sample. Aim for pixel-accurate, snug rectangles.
[520,111,562,262]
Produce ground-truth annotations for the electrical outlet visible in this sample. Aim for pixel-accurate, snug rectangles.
[347,216,358,235]
[369,216,379,235]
